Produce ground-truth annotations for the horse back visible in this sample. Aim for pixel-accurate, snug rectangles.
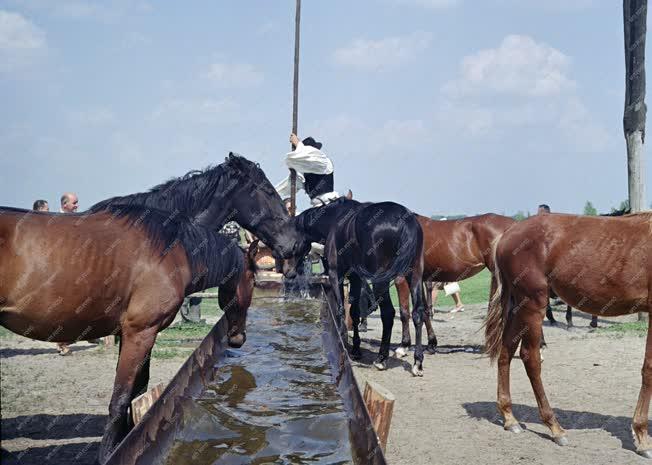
[0,209,191,341]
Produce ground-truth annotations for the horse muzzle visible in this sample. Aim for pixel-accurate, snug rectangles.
[228,332,246,348]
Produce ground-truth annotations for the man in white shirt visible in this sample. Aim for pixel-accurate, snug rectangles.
[275,133,339,206]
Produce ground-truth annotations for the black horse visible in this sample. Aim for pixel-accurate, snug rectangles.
[91,153,308,260]
[294,198,427,376]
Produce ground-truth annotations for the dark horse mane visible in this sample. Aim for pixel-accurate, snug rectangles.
[2,205,247,291]
[89,153,277,216]
[105,204,250,290]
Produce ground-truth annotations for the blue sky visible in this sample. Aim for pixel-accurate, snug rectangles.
[0,0,649,216]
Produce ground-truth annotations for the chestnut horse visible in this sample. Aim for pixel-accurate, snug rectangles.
[394,214,515,355]
[485,212,651,458]
[90,153,308,260]
[0,205,259,463]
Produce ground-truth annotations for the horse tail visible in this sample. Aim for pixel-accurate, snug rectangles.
[484,233,510,364]
[354,213,421,285]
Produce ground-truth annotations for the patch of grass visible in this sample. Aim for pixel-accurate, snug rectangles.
[187,288,223,318]
[388,268,492,308]
[598,321,648,337]
[159,321,212,339]
[0,326,13,338]
[153,321,212,356]
[151,347,193,359]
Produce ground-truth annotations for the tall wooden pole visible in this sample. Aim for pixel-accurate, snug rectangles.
[624,0,647,321]
[289,0,301,217]
[623,0,647,213]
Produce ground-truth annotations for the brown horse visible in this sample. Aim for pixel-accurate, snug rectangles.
[0,205,259,463]
[394,213,515,355]
[485,212,651,458]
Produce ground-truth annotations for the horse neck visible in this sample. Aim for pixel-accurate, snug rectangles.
[94,168,234,228]
[305,203,356,242]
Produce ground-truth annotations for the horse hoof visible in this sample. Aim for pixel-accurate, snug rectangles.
[554,436,569,447]
[637,449,652,459]
[373,360,387,371]
[411,364,423,377]
[350,349,362,360]
[395,346,409,358]
[426,344,437,354]
[506,424,523,434]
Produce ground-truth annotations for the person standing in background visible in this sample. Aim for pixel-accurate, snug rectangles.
[33,199,49,211]
[60,192,79,213]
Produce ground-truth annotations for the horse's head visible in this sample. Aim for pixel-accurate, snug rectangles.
[219,240,259,348]
[281,198,362,278]
[215,153,309,260]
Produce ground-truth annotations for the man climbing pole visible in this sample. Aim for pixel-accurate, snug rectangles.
[275,133,339,207]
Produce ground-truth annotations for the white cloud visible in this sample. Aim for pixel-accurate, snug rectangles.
[0,10,45,73]
[201,62,264,88]
[443,35,575,97]
[438,35,613,152]
[333,31,432,71]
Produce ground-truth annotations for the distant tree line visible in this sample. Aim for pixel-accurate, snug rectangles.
[430,199,650,222]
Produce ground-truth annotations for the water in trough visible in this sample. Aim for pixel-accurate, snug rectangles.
[164,298,353,465]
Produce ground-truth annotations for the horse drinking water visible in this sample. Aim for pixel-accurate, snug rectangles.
[91,153,308,260]
[293,198,427,375]
[0,205,259,463]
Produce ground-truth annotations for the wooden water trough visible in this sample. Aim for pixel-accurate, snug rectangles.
[105,280,388,465]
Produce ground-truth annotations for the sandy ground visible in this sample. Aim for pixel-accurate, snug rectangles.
[350,303,651,465]
[1,303,650,465]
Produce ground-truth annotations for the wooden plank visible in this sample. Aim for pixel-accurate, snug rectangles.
[362,380,395,452]
[131,383,165,425]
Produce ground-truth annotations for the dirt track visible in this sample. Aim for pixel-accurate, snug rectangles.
[351,303,651,465]
[1,303,650,465]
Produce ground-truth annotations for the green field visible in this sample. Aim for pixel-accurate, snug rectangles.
[388,268,492,309]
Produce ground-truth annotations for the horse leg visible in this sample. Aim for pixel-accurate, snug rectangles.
[590,314,598,328]
[423,281,437,353]
[566,305,573,328]
[348,275,362,360]
[394,276,411,358]
[497,300,525,433]
[546,302,557,326]
[98,326,158,463]
[632,314,652,457]
[519,306,567,445]
[372,282,394,371]
[407,273,425,377]
[325,239,347,342]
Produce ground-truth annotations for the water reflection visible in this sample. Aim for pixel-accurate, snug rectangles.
[165,299,352,465]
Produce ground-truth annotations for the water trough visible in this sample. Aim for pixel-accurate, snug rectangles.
[105,277,387,465]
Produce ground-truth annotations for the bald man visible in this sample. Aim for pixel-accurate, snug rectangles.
[56,192,80,354]
[60,192,79,213]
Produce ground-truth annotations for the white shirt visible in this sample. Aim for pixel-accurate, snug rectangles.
[275,141,336,202]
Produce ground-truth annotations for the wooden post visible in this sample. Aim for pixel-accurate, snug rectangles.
[289,0,301,217]
[624,0,648,320]
[362,380,395,452]
[131,382,165,425]
[624,0,648,212]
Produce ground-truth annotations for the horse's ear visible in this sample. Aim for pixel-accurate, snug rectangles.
[346,189,353,200]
